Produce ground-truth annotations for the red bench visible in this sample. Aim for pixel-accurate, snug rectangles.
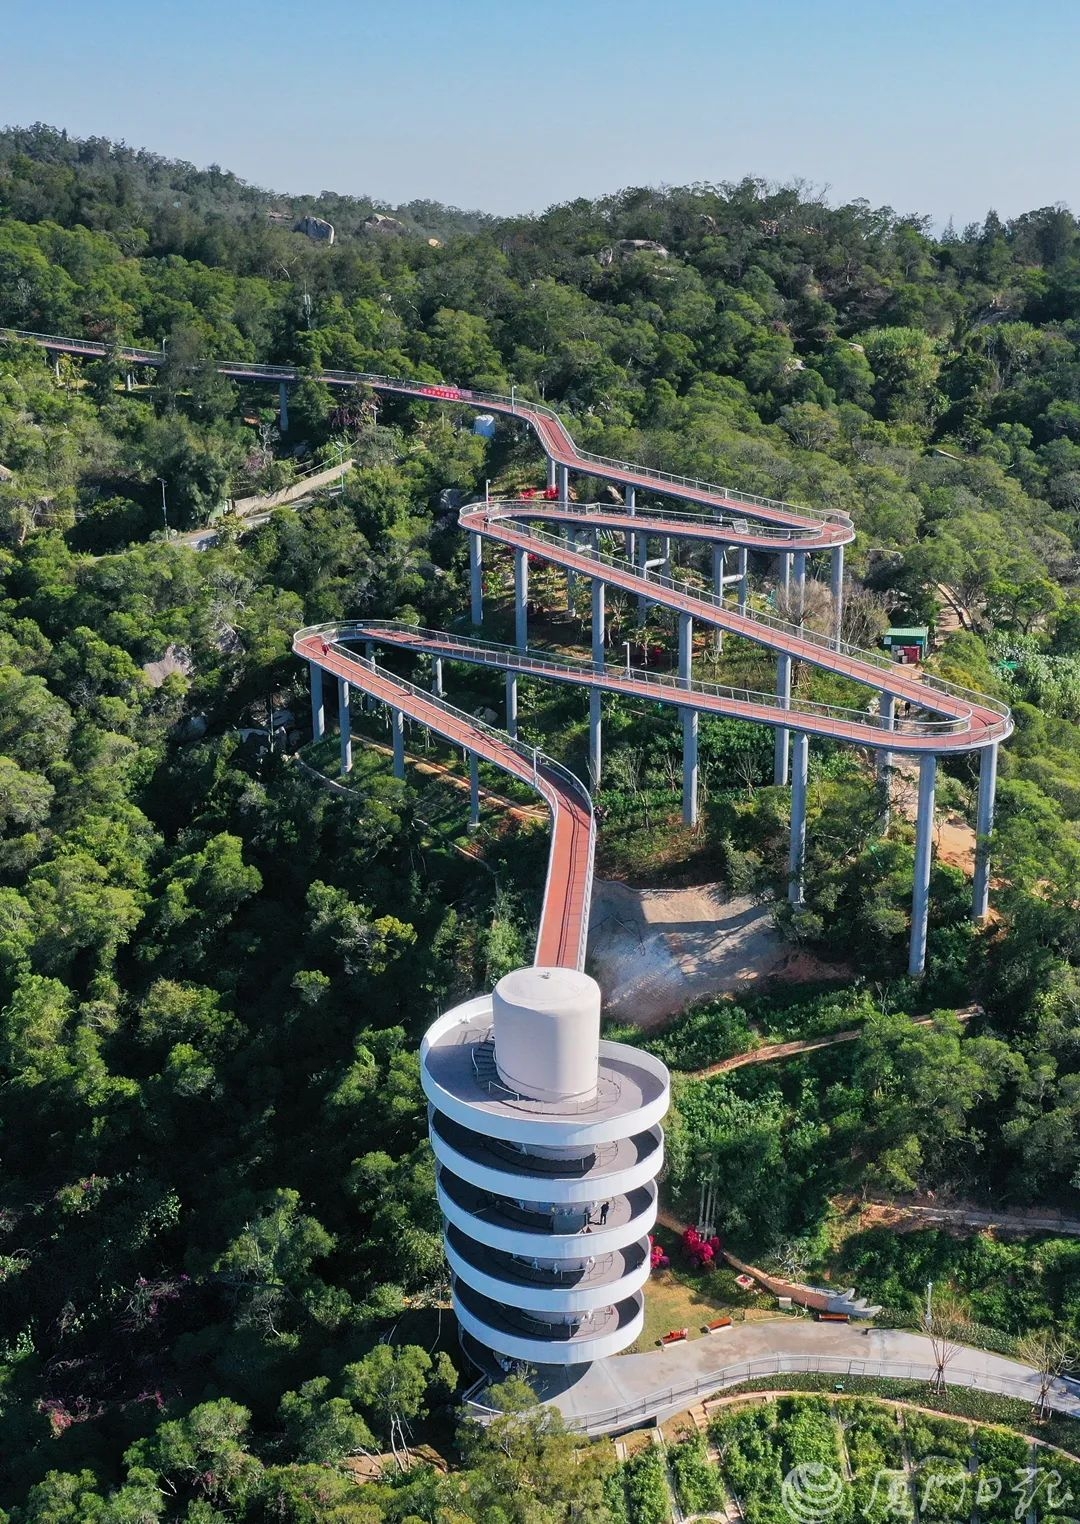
[817,1312,850,1323]
[701,1316,733,1334]
[657,1327,689,1346]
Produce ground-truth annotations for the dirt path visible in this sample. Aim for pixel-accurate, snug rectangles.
[588,880,850,1027]
[684,1008,978,1081]
[363,739,546,822]
[669,1392,1080,1463]
[838,1196,1080,1240]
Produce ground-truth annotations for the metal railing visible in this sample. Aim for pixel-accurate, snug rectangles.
[295,624,595,971]
[0,330,847,531]
[467,1351,1077,1434]
[506,499,834,544]
[349,621,975,739]
[467,513,1013,740]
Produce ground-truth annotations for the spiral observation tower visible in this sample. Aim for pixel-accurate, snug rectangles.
[1,328,1015,1381]
[422,966,669,1366]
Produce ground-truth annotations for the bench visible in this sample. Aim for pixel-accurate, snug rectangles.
[657,1327,689,1347]
[701,1316,733,1334]
[817,1312,850,1323]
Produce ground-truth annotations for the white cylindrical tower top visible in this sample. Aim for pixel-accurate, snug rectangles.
[493,966,600,1104]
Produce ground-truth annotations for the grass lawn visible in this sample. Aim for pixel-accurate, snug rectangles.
[631,1230,779,1351]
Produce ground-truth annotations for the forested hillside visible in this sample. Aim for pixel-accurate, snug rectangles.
[0,127,1079,1520]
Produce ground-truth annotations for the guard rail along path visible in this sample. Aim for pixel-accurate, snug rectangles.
[2,327,1012,974]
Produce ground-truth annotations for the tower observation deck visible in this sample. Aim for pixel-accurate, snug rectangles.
[421,966,671,1368]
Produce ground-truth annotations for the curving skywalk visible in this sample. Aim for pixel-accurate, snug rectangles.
[2,328,1012,976]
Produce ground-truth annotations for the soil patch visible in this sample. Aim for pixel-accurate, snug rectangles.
[587,880,845,1026]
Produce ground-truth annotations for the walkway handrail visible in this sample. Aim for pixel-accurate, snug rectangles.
[294,624,595,972]
[478,510,1013,736]
[465,1351,1078,1435]
[0,328,849,532]
[348,620,975,738]
[507,500,831,544]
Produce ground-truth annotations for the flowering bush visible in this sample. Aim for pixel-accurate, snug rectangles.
[648,1234,670,1269]
[682,1226,724,1269]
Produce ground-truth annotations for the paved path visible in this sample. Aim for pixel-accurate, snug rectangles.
[535,1320,1078,1435]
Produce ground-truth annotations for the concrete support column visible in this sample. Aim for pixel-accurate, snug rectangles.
[558,463,569,502]
[391,708,405,780]
[878,693,896,832]
[637,532,650,619]
[592,579,605,670]
[678,613,693,688]
[793,550,807,626]
[682,710,699,827]
[505,673,518,740]
[589,690,602,791]
[547,456,557,491]
[625,485,636,562]
[831,544,845,649]
[363,642,375,712]
[788,732,809,904]
[738,546,749,614]
[774,653,791,785]
[972,742,999,921]
[514,546,529,652]
[662,536,672,579]
[469,532,483,625]
[432,657,444,698]
[469,752,480,828]
[309,662,325,740]
[566,527,577,612]
[337,676,352,775]
[711,546,725,656]
[909,753,937,977]
[278,381,289,433]
[781,552,791,598]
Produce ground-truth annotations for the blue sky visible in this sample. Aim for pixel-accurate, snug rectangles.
[3,0,1077,224]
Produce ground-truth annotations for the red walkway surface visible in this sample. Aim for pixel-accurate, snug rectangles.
[4,330,1012,970]
[293,633,593,969]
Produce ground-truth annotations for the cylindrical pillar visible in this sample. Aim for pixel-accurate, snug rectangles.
[506,672,518,740]
[566,527,577,612]
[432,656,444,698]
[682,710,699,827]
[625,485,636,560]
[637,531,650,618]
[793,551,807,626]
[781,552,791,598]
[310,661,325,740]
[558,463,569,503]
[788,732,809,904]
[589,690,602,790]
[278,381,289,433]
[678,612,693,688]
[662,536,672,580]
[831,544,845,649]
[363,642,375,712]
[337,676,352,775]
[469,532,483,625]
[592,579,605,670]
[909,753,937,977]
[774,653,791,785]
[972,742,998,921]
[547,456,557,491]
[392,708,406,780]
[738,547,749,614]
[711,548,725,656]
[514,546,529,652]
[878,693,896,832]
[469,751,480,828]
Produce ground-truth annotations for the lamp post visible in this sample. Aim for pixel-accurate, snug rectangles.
[485,478,490,503]
[156,477,169,535]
